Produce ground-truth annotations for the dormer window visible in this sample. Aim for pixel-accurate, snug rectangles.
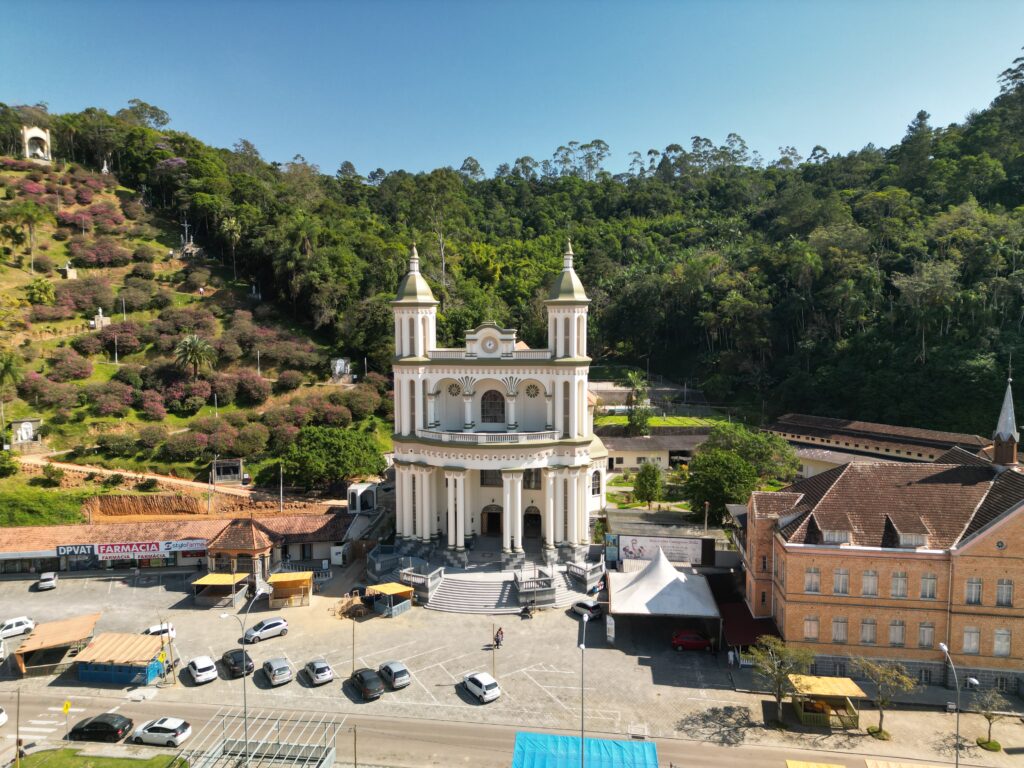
[899,533,926,548]
[823,530,849,545]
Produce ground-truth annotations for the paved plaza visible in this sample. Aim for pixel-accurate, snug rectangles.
[0,570,1022,766]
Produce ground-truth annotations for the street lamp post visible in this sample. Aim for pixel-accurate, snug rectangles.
[939,642,979,768]
[580,614,589,768]
[221,592,263,768]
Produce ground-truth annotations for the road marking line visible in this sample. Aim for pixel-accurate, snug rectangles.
[28,720,60,725]
[106,706,120,713]
[519,670,569,711]
[18,727,56,734]
[47,707,84,712]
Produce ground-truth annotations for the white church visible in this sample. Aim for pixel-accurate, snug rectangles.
[391,242,607,568]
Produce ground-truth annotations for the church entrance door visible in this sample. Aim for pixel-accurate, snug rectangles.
[481,504,502,535]
[523,506,542,538]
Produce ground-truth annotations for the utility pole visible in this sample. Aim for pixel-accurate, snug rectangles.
[704,501,709,533]
[121,296,126,322]
[15,688,20,768]
[256,349,261,377]
[113,335,118,365]
[279,462,284,513]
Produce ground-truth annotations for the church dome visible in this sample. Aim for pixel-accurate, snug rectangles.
[546,240,589,303]
[393,245,438,305]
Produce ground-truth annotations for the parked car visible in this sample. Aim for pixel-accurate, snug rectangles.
[221,648,255,677]
[349,668,385,701]
[0,617,34,639]
[132,717,192,747]
[463,672,501,703]
[671,629,711,651]
[69,713,134,742]
[37,572,58,591]
[262,658,293,686]
[377,661,411,690]
[304,660,334,686]
[187,656,218,685]
[244,617,288,643]
[571,599,602,619]
[142,623,176,640]
[0,707,7,728]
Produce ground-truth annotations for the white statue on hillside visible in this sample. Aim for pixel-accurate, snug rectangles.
[16,422,34,443]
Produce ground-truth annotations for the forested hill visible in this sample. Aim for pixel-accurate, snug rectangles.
[4,51,1024,434]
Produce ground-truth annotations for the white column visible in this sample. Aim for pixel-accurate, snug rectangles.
[446,471,456,549]
[398,378,409,436]
[576,470,588,544]
[545,393,554,430]
[555,470,566,544]
[463,394,474,430]
[553,377,563,436]
[501,472,513,552]
[427,393,437,428]
[402,468,414,539]
[394,465,405,539]
[568,313,577,359]
[568,377,578,439]
[567,469,579,544]
[544,469,555,549]
[394,318,401,362]
[506,394,518,430]
[512,471,524,553]
[580,313,587,357]
[548,314,555,353]
[456,472,467,550]
[414,375,425,431]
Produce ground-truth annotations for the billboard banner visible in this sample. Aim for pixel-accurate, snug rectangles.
[614,534,705,565]
[58,540,207,561]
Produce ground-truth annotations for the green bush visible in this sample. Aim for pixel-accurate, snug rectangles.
[103,473,125,487]
[41,463,65,486]
[0,451,18,478]
[136,478,159,492]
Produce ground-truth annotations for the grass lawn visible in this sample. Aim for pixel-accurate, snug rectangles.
[20,749,178,768]
[593,414,722,428]
[0,475,95,525]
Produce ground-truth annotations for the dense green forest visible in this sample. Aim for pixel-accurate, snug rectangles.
[4,51,1024,434]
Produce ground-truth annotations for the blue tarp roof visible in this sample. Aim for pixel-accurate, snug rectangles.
[511,732,658,768]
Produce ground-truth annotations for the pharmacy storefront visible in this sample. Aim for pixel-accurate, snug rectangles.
[58,539,207,571]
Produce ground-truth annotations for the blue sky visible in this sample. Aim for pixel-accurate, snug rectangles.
[3,0,1023,175]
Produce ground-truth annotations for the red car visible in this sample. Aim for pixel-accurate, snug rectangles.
[671,629,711,651]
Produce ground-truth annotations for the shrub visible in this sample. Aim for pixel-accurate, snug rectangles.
[215,337,243,362]
[113,364,144,390]
[151,291,173,309]
[236,370,270,405]
[96,433,137,456]
[364,371,389,395]
[343,384,381,420]
[224,410,250,428]
[139,389,168,420]
[234,423,270,456]
[164,431,208,461]
[30,304,74,322]
[41,463,65,486]
[136,477,159,491]
[17,372,79,410]
[75,187,94,205]
[70,235,131,267]
[205,423,239,455]
[34,254,54,273]
[210,373,238,405]
[122,199,145,220]
[25,278,56,306]
[86,381,135,416]
[71,334,104,356]
[56,276,114,312]
[269,422,300,452]
[137,424,167,449]
[102,473,125,487]
[182,268,211,292]
[133,243,158,262]
[48,348,93,382]
[130,262,155,279]
[275,370,305,392]
[118,286,151,311]
[0,451,18,478]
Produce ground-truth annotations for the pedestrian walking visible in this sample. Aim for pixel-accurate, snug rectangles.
[727,649,735,668]
[495,627,504,649]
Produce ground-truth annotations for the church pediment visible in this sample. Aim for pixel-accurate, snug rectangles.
[465,323,519,358]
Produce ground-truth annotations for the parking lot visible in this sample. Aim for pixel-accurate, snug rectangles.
[0,570,740,737]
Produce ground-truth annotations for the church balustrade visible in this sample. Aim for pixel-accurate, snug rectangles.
[415,428,560,444]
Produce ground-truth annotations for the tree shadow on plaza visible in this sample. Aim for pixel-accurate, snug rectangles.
[676,705,757,746]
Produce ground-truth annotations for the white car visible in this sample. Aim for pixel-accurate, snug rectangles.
[187,656,217,685]
[142,623,176,640]
[0,617,35,639]
[463,671,501,703]
[0,707,7,728]
[37,572,58,591]
[132,717,192,747]
[244,617,288,643]
[304,660,334,686]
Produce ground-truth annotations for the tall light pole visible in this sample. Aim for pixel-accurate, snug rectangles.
[939,642,979,768]
[580,614,589,768]
[221,592,263,768]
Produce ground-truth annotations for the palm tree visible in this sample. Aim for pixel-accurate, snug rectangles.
[0,351,23,447]
[10,201,50,274]
[174,334,217,380]
[219,216,241,281]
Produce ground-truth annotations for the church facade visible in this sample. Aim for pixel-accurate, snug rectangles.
[391,242,607,567]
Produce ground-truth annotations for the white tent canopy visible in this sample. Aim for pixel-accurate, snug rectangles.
[608,548,720,618]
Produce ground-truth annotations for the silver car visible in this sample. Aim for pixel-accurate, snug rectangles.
[244,617,288,643]
[304,660,334,686]
[37,572,58,591]
[378,661,411,690]
[262,658,293,686]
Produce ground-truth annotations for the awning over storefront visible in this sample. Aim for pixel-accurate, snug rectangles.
[75,633,164,665]
[194,572,249,586]
[864,762,945,768]
[368,582,414,599]
[511,732,657,768]
[608,549,719,618]
[786,761,847,768]
[788,674,866,698]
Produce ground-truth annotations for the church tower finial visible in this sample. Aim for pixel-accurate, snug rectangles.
[564,239,574,271]
[993,371,1019,466]
[409,243,420,273]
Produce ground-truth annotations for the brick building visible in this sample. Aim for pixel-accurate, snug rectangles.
[732,380,1024,693]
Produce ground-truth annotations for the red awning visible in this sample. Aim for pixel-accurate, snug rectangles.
[719,602,779,647]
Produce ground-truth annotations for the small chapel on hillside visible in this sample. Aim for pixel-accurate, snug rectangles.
[391,242,607,568]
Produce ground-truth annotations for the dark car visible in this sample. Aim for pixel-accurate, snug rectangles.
[349,667,385,701]
[221,648,255,677]
[69,713,134,742]
[671,629,711,651]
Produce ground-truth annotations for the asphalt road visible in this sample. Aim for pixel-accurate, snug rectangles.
[0,689,971,768]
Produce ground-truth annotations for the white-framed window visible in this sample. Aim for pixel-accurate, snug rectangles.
[833,568,849,595]
[804,568,820,594]
[919,668,932,685]
[615,456,623,465]
[965,578,982,605]
[891,572,908,598]
[921,574,937,600]
[962,626,980,655]
[832,617,848,643]
[918,623,934,648]
[889,620,905,647]
[996,579,1013,607]
[994,629,1011,657]
[803,615,819,640]
[823,530,849,544]
[524,469,542,490]
[862,570,878,597]
[590,470,600,496]
[860,619,876,644]
[899,533,926,548]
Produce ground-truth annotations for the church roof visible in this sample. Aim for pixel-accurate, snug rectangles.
[546,240,589,304]
[393,245,438,305]
[994,378,1019,443]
